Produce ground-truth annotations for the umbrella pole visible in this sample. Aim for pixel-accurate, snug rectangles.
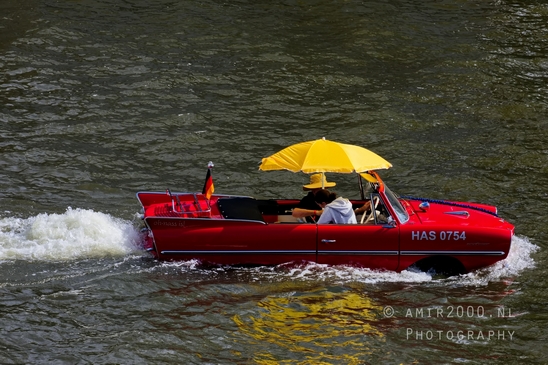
[358,174,365,200]
[321,172,325,189]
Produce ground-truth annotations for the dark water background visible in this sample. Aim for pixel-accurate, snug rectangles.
[1,0,547,363]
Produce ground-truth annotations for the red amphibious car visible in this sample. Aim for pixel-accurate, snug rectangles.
[136,171,514,275]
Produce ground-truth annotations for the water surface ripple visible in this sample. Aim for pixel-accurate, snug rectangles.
[1,0,547,363]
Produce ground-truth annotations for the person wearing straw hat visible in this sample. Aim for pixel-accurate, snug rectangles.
[292,173,336,222]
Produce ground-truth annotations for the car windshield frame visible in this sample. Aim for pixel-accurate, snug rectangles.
[383,185,409,224]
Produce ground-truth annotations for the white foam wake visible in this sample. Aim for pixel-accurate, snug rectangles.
[450,234,540,285]
[0,208,141,262]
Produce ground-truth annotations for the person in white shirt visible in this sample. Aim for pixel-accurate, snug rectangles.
[292,173,337,222]
[314,189,357,224]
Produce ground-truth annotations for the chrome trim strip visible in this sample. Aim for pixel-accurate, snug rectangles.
[318,251,398,255]
[444,211,470,217]
[146,217,266,224]
[161,250,316,255]
[161,250,505,256]
[400,251,506,256]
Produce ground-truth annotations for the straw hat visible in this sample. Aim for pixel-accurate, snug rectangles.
[303,173,336,190]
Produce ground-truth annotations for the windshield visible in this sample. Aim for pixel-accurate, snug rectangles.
[383,185,409,224]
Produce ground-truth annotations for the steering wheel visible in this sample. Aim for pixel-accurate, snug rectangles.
[361,196,380,224]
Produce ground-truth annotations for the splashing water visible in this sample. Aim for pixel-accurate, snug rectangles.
[0,208,141,261]
[450,235,540,285]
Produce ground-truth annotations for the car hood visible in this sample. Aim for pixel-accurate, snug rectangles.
[406,199,514,230]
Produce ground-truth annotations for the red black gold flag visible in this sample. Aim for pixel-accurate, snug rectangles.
[202,168,214,200]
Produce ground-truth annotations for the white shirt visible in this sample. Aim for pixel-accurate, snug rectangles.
[317,197,357,224]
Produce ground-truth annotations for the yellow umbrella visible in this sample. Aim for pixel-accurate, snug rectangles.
[259,138,392,174]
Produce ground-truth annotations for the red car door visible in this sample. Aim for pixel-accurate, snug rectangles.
[316,198,400,270]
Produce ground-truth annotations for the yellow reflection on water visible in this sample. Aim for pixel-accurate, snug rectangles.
[233,289,383,364]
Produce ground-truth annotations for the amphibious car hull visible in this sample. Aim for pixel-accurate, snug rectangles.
[137,185,514,274]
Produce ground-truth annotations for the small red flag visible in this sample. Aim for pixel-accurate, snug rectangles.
[202,168,214,200]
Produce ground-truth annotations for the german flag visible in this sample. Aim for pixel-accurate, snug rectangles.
[202,167,214,200]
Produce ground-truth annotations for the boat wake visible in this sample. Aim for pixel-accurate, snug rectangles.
[0,208,141,262]
[450,235,539,284]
